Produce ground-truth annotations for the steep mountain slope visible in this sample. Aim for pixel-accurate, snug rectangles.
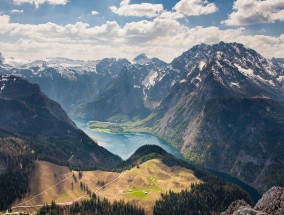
[0,75,122,210]
[272,57,284,68]
[149,42,284,192]
[76,59,167,121]
[0,57,130,113]
[0,75,121,170]
[183,97,284,192]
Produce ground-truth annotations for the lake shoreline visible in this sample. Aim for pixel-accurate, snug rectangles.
[74,119,262,205]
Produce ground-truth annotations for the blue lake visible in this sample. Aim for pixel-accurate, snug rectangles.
[75,120,261,204]
[75,120,184,160]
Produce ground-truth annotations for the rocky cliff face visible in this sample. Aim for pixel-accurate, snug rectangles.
[149,42,284,192]
[76,58,168,121]
[221,186,284,215]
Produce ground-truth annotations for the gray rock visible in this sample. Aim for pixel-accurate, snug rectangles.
[221,200,266,215]
[221,187,284,215]
[255,186,284,215]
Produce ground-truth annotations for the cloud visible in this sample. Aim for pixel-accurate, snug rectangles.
[91,11,99,16]
[12,0,69,8]
[0,14,283,62]
[159,11,184,20]
[110,0,164,18]
[10,9,24,13]
[173,0,218,16]
[222,0,284,26]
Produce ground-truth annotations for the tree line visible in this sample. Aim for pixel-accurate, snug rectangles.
[37,193,144,215]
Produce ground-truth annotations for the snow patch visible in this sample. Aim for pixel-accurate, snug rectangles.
[230,82,240,88]
[199,60,206,70]
[234,64,254,76]
[277,75,284,82]
[235,63,276,87]
[142,70,158,87]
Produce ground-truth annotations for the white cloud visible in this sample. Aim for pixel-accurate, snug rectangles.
[222,0,284,26]
[0,15,10,26]
[174,0,218,16]
[91,11,99,16]
[12,0,68,8]
[110,0,164,18]
[159,11,184,20]
[0,14,283,62]
[10,9,24,13]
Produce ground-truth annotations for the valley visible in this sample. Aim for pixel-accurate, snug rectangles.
[79,120,261,204]
[0,41,283,214]
[75,120,184,160]
[1,0,284,213]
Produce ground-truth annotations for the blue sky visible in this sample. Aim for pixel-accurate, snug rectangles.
[0,0,283,62]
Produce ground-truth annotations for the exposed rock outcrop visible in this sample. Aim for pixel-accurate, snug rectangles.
[221,187,284,215]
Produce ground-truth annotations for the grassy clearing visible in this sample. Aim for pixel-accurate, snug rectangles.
[147,176,158,185]
[88,113,157,134]
[12,159,201,215]
[92,128,112,133]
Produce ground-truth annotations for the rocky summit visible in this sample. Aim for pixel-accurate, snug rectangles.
[221,186,284,215]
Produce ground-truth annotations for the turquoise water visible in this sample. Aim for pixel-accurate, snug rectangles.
[75,120,185,160]
[74,120,261,204]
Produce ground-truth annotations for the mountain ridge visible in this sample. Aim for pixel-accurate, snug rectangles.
[80,42,284,193]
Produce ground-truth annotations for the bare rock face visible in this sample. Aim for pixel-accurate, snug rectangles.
[221,200,265,215]
[255,187,284,215]
[221,187,284,215]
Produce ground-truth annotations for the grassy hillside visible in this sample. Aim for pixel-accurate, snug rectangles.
[11,159,201,215]
[6,145,252,215]
[0,75,122,211]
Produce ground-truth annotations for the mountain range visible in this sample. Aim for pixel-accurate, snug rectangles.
[0,76,251,214]
[1,42,283,194]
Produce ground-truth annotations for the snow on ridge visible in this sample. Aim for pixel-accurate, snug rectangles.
[234,63,276,87]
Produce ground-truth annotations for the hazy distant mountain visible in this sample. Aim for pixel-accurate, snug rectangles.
[0,57,130,113]
[76,57,168,121]
[133,53,167,67]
